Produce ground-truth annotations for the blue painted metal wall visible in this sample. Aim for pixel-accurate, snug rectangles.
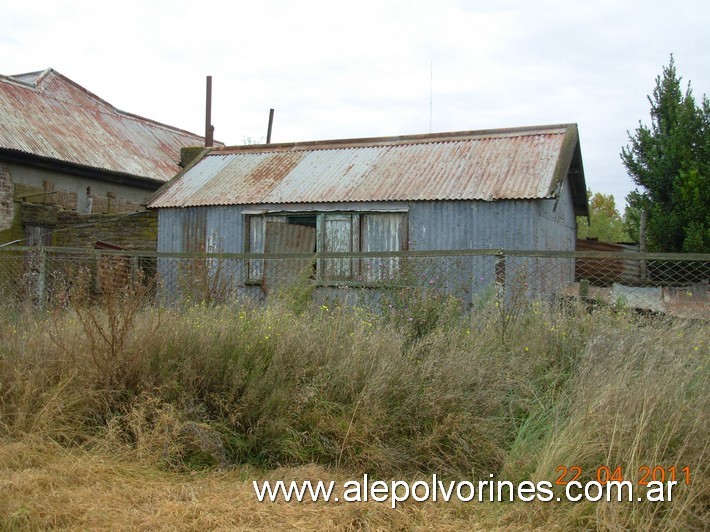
[154,175,577,305]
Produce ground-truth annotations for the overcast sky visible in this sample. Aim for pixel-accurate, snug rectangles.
[2,0,708,207]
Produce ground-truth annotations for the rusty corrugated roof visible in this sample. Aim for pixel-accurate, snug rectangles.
[0,68,208,182]
[149,124,586,208]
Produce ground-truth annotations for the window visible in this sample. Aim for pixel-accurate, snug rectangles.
[361,212,407,282]
[247,215,265,282]
[319,213,360,280]
[246,214,317,285]
[246,211,407,285]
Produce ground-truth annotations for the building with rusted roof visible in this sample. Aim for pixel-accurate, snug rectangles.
[0,68,210,246]
[148,124,588,300]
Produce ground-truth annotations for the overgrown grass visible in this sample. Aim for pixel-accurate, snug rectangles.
[0,283,707,530]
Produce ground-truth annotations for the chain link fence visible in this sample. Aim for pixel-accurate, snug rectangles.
[0,246,708,318]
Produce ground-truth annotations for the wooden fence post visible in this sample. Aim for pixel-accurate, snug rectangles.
[495,251,506,300]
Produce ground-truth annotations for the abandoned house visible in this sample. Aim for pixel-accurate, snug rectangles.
[0,68,212,247]
[148,123,589,302]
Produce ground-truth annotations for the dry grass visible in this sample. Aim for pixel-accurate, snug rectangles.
[1,441,493,531]
[0,282,708,530]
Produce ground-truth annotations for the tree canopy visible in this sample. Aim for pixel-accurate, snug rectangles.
[621,56,709,252]
[577,189,629,243]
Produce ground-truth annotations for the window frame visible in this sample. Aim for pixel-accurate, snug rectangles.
[245,210,408,286]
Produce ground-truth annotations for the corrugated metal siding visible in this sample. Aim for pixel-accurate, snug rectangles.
[206,206,244,253]
[532,178,576,293]
[159,200,546,254]
[0,69,205,181]
[409,195,576,297]
[408,200,539,251]
[156,194,577,304]
[157,206,244,303]
[182,209,207,253]
[157,208,184,253]
[150,126,572,207]
[157,197,576,253]
[156,207,210,253]
[407,200,545,300]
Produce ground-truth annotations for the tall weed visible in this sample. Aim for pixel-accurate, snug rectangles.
[0,291,707,529]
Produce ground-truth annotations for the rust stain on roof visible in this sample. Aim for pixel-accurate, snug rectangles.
[0,68,209,182]
[150,124,585,208]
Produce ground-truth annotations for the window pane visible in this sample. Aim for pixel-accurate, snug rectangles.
[361,213,406,282]
[263,221,316,290]
[248,216,264,281]
[322,214,356,280]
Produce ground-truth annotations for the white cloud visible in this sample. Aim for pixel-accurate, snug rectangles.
[1,0,709,206]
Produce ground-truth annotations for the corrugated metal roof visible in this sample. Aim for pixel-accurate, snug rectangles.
[149,124,584,208]
[0,68,208,182]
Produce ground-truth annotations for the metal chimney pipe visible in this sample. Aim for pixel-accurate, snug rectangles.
[266,108,274,144]
[205,76,214,147]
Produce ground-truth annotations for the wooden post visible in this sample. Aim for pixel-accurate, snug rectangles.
[495,251,506,301]
[43,181,54,205]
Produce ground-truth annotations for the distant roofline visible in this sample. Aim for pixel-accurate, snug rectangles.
[8,69,51,85]
[0,146,165,189]
[0,73,37,89]
[210,123,575,154]
[2,68,209,142]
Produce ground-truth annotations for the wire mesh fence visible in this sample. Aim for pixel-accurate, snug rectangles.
[0,246,708,318]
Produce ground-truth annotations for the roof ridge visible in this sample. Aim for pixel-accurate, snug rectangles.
[55,70,205,140]
[2,68,205,140]
[33,68,55,85]
[6,68,51,84]
[9,69,46,77]
[0,68,213,181]
[37,68,117,108]
[0,73,38,89]
[114,109,206,140]
[211,123,574,154]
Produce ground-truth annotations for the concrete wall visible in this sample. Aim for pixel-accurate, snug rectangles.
[1,161,156,214]
[0,162,159,249]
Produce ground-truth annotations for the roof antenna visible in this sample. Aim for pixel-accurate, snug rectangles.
[205,75,214,147]
[266,108,274,144]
